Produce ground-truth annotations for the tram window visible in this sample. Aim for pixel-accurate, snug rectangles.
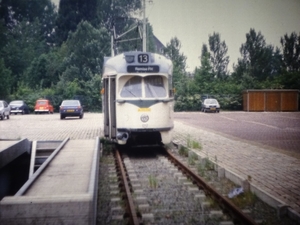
[120,76,142,98]
[144,76,166,98]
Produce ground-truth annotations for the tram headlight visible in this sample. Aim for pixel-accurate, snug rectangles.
[117,132,129,141]
[125,55,135,63]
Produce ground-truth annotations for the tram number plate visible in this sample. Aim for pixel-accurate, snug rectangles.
[138,54,149,63]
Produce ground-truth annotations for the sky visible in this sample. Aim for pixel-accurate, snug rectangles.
[52,0,300,72]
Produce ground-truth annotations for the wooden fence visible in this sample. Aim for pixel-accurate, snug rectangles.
[243,89,299,112]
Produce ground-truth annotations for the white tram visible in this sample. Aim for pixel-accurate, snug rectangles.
[102,51,174,146]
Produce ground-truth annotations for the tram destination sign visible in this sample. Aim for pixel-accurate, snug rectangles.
[127,65,159,73]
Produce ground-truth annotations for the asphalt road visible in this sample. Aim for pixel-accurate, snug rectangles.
[174,111,300,155]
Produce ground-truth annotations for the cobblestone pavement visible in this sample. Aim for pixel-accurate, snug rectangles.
[173,111,300,216]
[0,113,103,141]
[1,112,299,216]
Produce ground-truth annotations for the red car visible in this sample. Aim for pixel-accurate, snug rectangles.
[34,99,54,114]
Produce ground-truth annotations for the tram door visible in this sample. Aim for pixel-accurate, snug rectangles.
[103,77,117,139]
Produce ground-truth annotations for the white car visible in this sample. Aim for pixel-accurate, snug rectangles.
[0,100,11,120]
[201,98,220,113]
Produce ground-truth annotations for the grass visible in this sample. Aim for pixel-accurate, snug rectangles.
[230,191,258,209]
[179,145,189,157]
[204,157,214,170]
[100,137,114,154]
[197,163,205,177]
[148,175,158,189]
[188,151,198,166]
[186,135,202,150]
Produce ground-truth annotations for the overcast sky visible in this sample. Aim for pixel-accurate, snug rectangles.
[52,0,300,72]
[145,0,300,72]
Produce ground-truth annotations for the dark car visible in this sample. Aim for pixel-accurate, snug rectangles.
[9,100,30,114]
[201,98,220,113]
[0,100,10,120]
[59,100,84,119]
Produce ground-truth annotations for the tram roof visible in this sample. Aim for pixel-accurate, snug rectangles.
[102,51,173,78]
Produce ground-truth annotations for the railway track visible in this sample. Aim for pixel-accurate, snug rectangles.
[97,143,294,225]
[165,148,257,225]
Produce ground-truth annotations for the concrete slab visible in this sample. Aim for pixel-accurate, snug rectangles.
[0,138,100,225]
[0,139,30,168]
[26,140,94,196]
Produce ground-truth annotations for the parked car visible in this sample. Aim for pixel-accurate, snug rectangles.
[9,100,30,114]
[34,99,54,114]
[201,98,220,113]
[0,100,10,120]
[59,100,84,119]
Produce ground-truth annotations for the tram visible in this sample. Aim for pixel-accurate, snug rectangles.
[102,51,174,145]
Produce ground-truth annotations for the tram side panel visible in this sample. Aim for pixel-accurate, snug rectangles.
[103,77,117,139]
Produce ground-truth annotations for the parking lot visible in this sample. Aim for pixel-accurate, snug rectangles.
[0,113,103,141]
[175,111,300,156]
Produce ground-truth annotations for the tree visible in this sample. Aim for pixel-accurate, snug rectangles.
[280,32,300,72]
[0,0,57,44]
[163,37,187,88]
[194,44,214,93]
[61,21,110,82]
[56,0,141,45]
[98,0,141,30]
[56,0,98,45]
[234,28,281,83]
[0,58,12,98]
[24,52,62,89]
[0,19,48,91]
[0,0,55,25]
[208,32,229,79]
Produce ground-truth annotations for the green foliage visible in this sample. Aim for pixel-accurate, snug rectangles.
[1,19,48,88]
[148,175,158,189]
[56,0,99,44]
[175,94,202,111]
[230,191,258,209]
[208,32,229,79]
[1,1,299,113]
[163,37,187,88]
[62,21,110,81]
[178,145,189,157]
[273,71,300,89]
[24,53,60,89]
[188,151,198,166]
[189,139,202,150]
[0,58,12,98]
[204,157,215,170]
[280,32,300,72]
[235,28,282,82]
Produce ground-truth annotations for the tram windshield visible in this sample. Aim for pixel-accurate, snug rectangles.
[120,75,166,98]
[145,76,166,97]
[120,76,142,97]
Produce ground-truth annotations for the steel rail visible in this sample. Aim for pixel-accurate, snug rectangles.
[166,149,258,225]
[115,149,140,225]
